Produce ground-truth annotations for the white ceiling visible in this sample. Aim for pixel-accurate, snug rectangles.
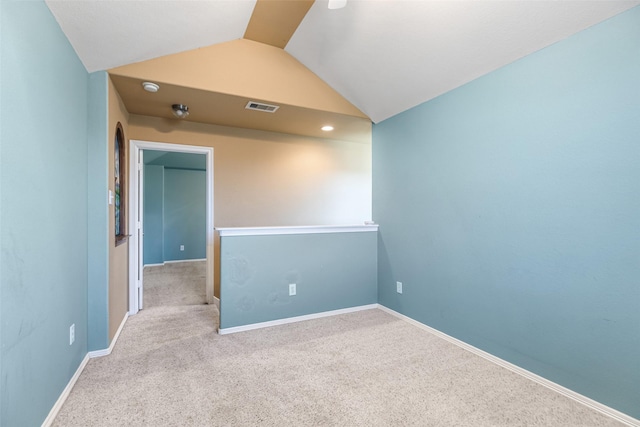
[288,0,639,123]
[45,0,257,72]
[46,0,639,124]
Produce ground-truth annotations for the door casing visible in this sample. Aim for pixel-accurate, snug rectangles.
[128,139,214,314]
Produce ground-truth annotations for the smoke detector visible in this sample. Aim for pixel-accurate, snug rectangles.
[142,82,160,92]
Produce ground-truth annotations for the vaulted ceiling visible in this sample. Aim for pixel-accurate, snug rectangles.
[46,0,639,137]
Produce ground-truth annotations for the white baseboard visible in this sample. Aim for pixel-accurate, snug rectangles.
[88,313,128,358]
[218,303,378,335]
[42,313,129,426]
[144,259,206,268]
[163,258,206,264]
[212,296,220,309]
[41,353,90,427]
[45,305,635,425]
[378,305,639,427]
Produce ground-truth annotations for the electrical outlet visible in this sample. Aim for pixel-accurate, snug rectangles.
[180,245,185,251]
[289,283,297,296]
[396,281,403,294]
[69,324,75,345]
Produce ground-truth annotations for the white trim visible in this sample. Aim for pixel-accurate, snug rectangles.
[87,348,110,358]
[41,354,90,427]
[163,258,206,264]
[129,140,215,314]
[218,304,378,335]
[216,224,378,237]
[144,258,206,268]
[378,305,640,427]
[213,296,220,309]
[42,314,129,426]
[87,313,128,358]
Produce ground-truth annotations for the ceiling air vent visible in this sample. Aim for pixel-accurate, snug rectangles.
[245,101,280,113]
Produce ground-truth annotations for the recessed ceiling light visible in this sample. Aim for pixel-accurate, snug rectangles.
[321,125,334,132]
[142,82,160,93]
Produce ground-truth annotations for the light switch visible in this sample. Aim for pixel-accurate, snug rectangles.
[108,190,114,205]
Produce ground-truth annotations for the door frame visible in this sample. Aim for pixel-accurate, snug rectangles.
[128,139,214,314]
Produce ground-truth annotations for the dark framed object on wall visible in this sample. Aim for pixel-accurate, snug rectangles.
[115,122,127,246]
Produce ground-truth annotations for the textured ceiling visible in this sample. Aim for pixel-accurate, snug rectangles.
[46,0,639,124]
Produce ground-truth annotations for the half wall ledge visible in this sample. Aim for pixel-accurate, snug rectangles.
[216,223,378,237]
[217,223,379,331]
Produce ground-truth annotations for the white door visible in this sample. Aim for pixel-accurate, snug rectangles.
[136,149,144,310]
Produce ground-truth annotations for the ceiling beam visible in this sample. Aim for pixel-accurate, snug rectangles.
[244,0,315,49]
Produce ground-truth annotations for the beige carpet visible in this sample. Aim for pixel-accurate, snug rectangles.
[142,261,207,308]
[54,262,623,426]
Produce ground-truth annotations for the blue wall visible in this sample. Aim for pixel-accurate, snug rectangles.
[373,7,640,418]
[87,71,109,352]
[143,163,206,264]
[220,231,377,329]
[143,165,164,265]
[164,168,206,261]
[1,1,90,425]
[146,151,206,170]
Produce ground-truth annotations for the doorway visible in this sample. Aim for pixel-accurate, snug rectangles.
[128,140,214,315]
